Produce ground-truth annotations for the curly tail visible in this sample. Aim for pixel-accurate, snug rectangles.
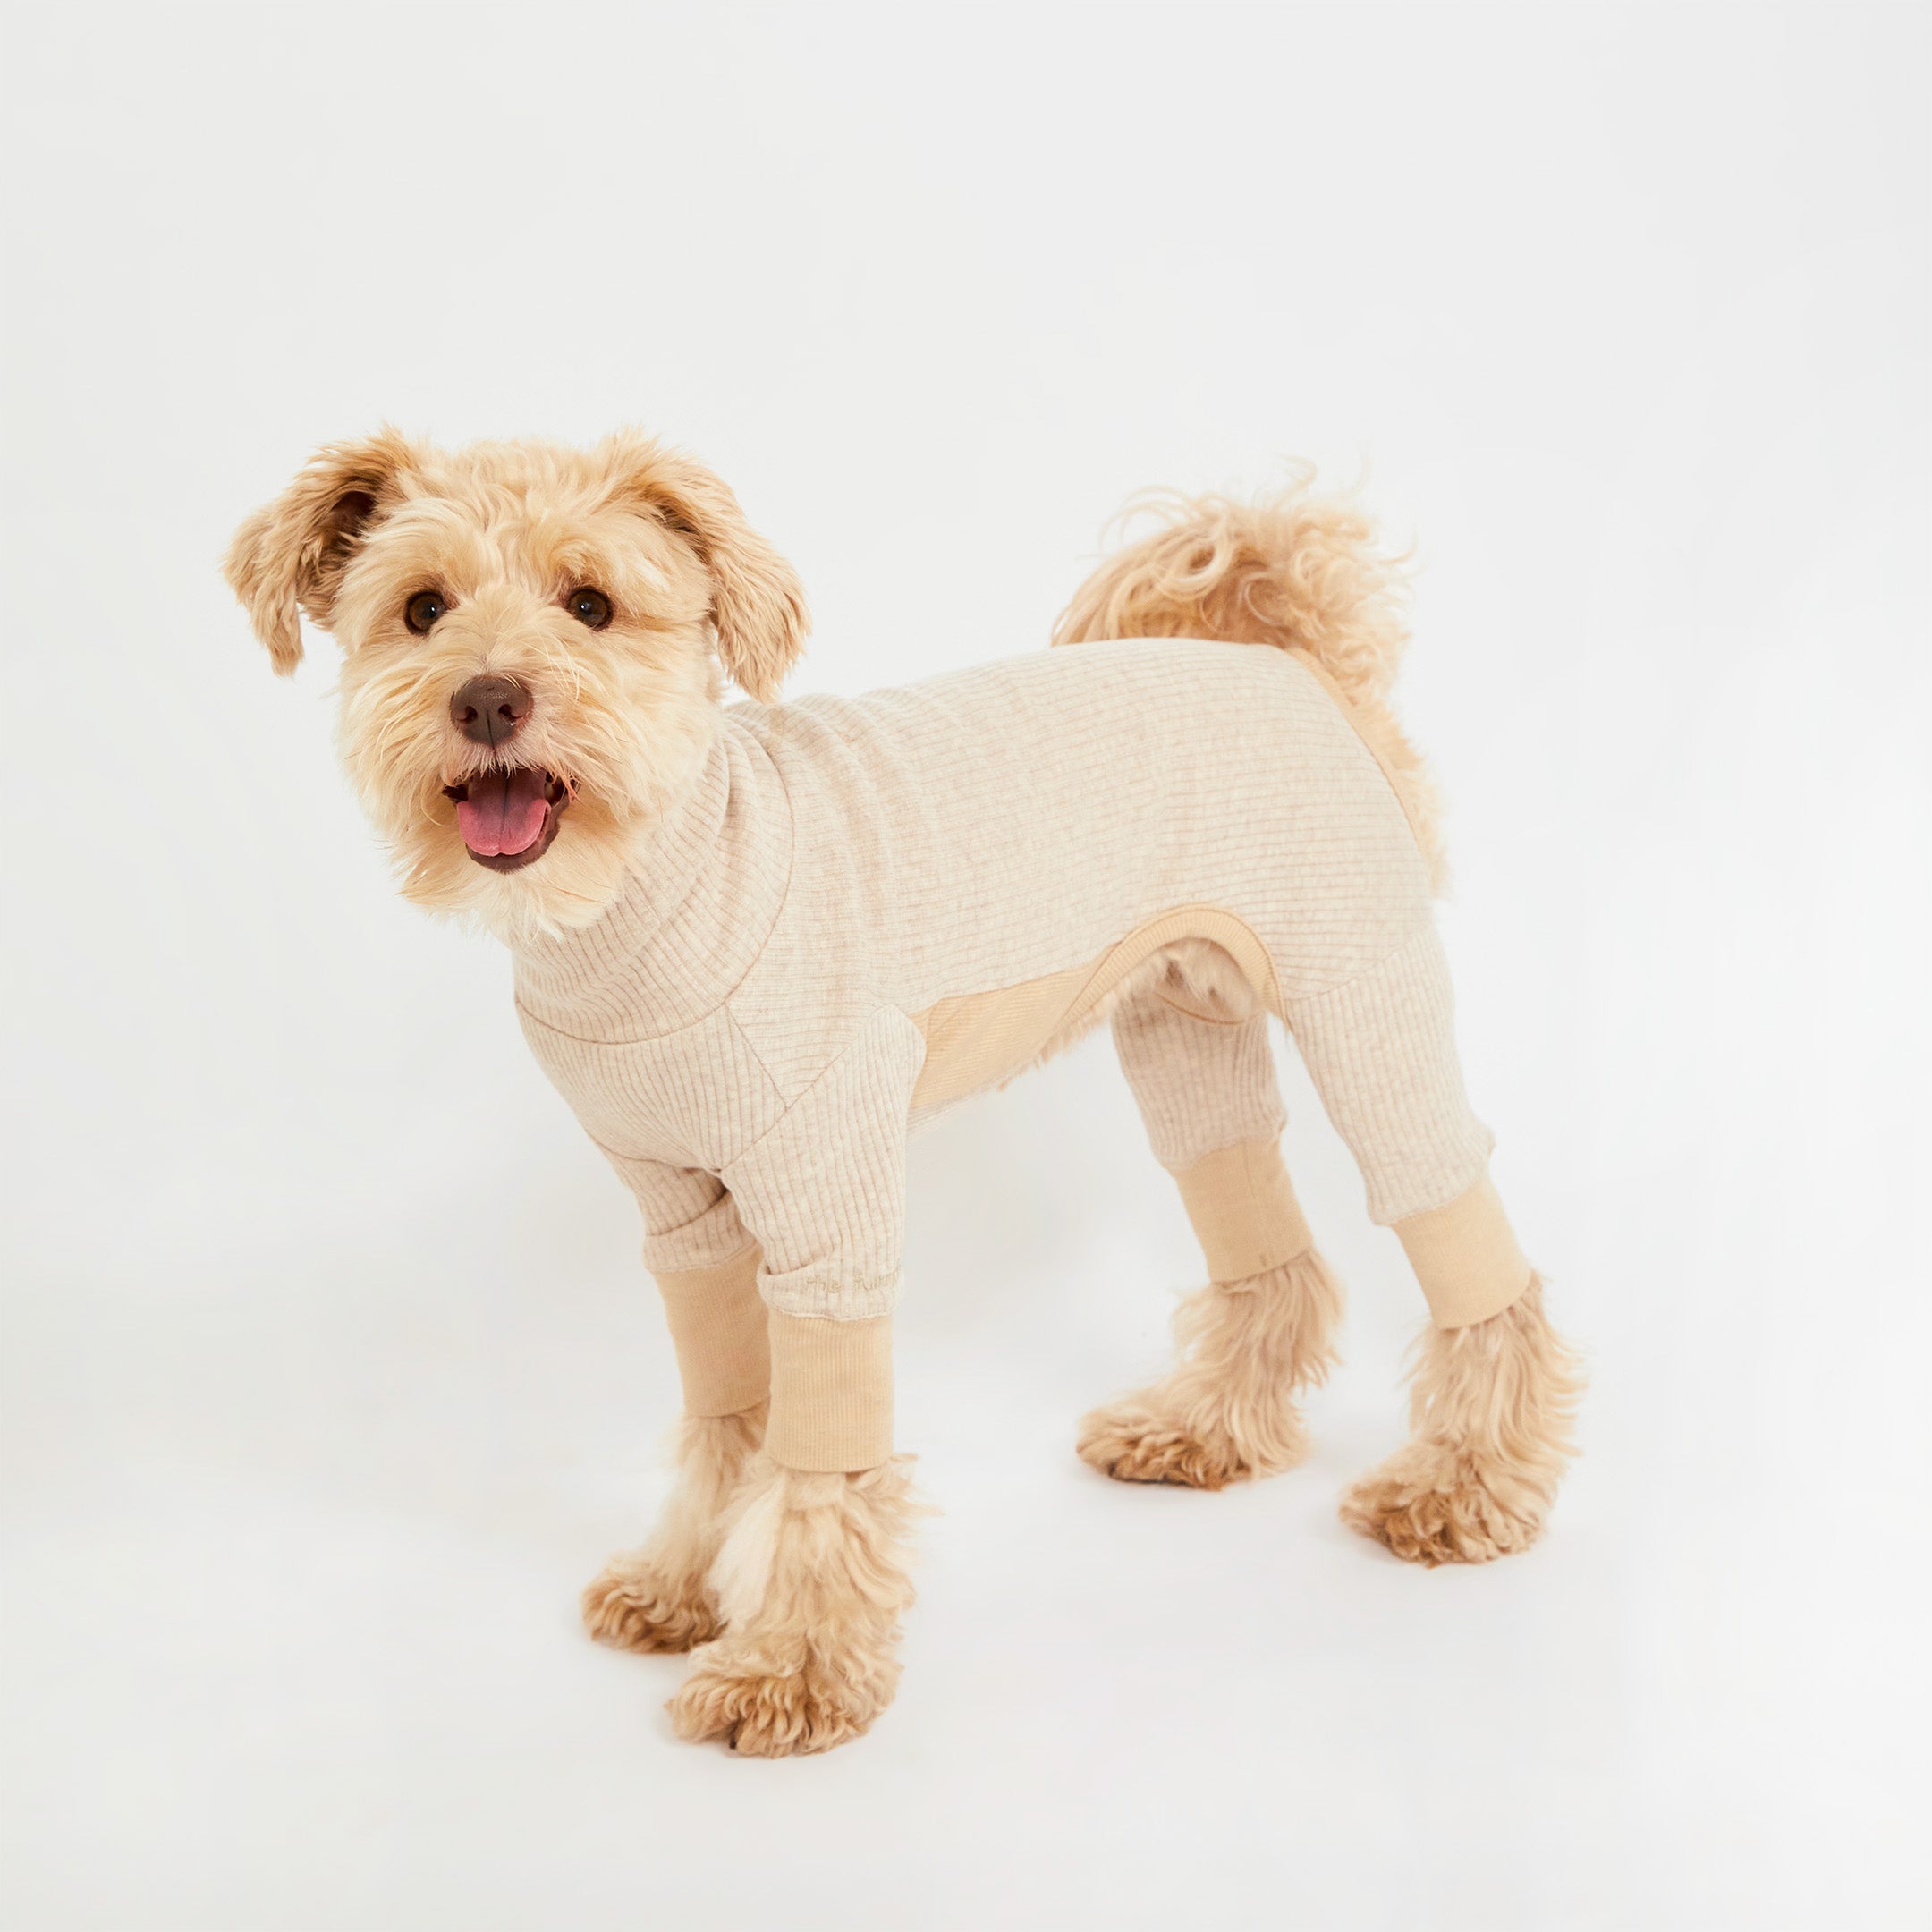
[1053,472,1445,884]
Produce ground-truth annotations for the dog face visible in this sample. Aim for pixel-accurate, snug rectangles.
[225,432,806,934]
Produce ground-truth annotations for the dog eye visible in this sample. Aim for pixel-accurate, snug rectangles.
[404,590,447,634]
[566,587,613,630]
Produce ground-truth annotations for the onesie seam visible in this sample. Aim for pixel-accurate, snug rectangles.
[653,1237,760,1277]
[1281,915,1436,1016]
[722,1004,790,1118]
[1152,986,1249,1027]
[718,1004,919,1174]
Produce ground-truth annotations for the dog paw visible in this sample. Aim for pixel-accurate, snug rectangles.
[667,1641,898,1757]
[582,1557,721,1653]
[1339,1448,1546,1566]
[1075,1401,1258,1490]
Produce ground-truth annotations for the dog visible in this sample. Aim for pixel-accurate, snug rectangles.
[225,432,1581,1756]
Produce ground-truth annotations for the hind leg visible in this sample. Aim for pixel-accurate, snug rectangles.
[1077,1237,1343,1489]
[1339,1276,1581,1563]
[1082,984,1343,1488]
[1285,927,1584,1562]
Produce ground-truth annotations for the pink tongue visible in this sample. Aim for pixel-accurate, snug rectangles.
[456,767,551,856]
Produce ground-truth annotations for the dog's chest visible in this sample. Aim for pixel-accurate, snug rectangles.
[514,1001,782,1174]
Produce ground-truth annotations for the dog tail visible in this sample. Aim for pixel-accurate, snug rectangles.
[1051,472,1443,882]
[1052,469,1411,700]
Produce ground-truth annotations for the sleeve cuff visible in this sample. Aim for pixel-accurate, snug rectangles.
[1394,1173,1533,1327]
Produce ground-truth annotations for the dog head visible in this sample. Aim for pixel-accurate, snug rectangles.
[225,430,806,935]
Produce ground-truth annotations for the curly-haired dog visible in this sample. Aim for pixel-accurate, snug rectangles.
[225,435,1581,1756]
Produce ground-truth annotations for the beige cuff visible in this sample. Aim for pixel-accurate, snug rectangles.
[1172,1138,1313,1284]
[765,1311,894,1472]
[653,1244,771,1417]
[1394,1173,1533,1327]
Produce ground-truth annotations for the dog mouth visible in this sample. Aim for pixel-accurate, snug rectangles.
[442,767,570,872]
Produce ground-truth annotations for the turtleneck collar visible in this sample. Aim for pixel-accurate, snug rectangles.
[511,714,792,1042]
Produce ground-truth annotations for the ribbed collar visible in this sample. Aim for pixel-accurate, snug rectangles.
[511,715,792,1042]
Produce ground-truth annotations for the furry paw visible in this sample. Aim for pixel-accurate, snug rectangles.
[582,1557,721,1654]
[1339,1445,1547,1566]
[667,1642,898,1757]
[1075,1401,1265,1490]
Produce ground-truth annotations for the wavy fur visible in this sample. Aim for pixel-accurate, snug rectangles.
[667,1455,925,1756]
[224,433,803,940]
[1054,476,1445,887]
[1078,1248,1347,1488]
[1340,1279,1583,1564]
[582,1403,767,1653]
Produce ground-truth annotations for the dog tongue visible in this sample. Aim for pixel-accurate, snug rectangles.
[456,767,551,856]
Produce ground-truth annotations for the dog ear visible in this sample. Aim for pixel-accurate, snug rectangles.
[606,435,809,702]
[224,428,420,674]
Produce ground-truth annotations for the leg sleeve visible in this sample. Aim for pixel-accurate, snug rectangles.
[1112,992,1314,1284]
[601,1153,769,1419]
[1111,993,1286,1174]
[719,1007,926,1472]
[1284,923,1530,1326]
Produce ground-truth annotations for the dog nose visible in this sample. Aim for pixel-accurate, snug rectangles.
[449,675,532,747]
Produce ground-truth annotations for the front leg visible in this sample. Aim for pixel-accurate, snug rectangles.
[583,1222,772,1652]
[669,1453,919,1755]
[670,1007,927,1753]
[584,1402,766,1651]
[667,1311,919,1756]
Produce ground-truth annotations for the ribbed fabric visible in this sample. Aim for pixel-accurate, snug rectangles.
[653,1245,769,1416]
[1290,648,1435,852]
[1394,1174,1532,1327]
[766,1313,894,1471]
[1284,923,1495,1224]
[1174,1140,1314,1284]
[719,1007,924,1319]
[1113,999,1286,1174]
[510,638,1518,1448]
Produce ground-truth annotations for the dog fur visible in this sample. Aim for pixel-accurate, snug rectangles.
[225,434,1582,1754]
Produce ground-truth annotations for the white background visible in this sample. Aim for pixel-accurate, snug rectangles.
[3,6,1927,1928]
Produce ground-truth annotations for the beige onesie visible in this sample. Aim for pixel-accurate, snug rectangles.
[514,638,1532,1470]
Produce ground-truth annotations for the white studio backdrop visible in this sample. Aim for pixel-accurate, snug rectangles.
[2,6,1927,1929]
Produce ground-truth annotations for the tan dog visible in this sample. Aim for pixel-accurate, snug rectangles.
[225,433,1581,1756]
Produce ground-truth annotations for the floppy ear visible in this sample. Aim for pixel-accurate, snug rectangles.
[606,434,809,701]
[223,428,420,674]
